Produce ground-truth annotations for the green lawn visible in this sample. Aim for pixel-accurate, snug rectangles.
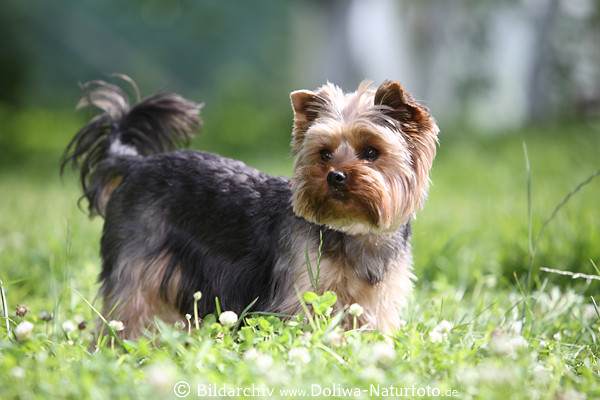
[0,109,599,399]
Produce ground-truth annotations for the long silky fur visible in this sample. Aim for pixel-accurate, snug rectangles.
[60,77,202,216]
[61,76,437,339]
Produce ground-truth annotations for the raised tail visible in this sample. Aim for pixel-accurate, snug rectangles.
[61,75,202,216]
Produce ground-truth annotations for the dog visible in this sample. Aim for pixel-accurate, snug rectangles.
[61,76,439,339]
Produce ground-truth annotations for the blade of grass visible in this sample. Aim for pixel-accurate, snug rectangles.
[523,142,535,293]
[531,168,600,259]
[305,226,317,292]
[591,296,599,320]
[215,297,222,316]
[590,259,600,276]
[315,229,323,293]
[232,297,259,336]
[73,289,130,353]
[294,286,317,331]
[0,278,13,340]
[251,311,296,319]
[316,343,349,366]
[523,142,533,259]
[98,297,126,340]
[525,150,600,291]
[323,309,346,336]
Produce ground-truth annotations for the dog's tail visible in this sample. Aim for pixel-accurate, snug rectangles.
[61,74,202,217]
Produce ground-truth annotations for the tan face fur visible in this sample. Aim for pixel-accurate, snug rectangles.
[290,80,439,235]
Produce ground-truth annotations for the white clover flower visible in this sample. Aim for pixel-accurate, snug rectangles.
[456,367,480,386]
[219,311,238,328]
[436,320,454,334]
[14,321,34,341]
[507,320,523,335]
[428,320,453,343]
[359,365,385,382]
[489,329,512,356]
[255,354,274,374]
[559,389,586,400]
[173,320,186,330]
[372,341,396,365]
[300,332,312,345]
[531,364,552,384]
[193,291,202,301]
[62,320,76,334]
[553,332,562,342]
[108,320,125,332]
[428,330,444,343]
[243,349,259,361]
[398,320,407,330]
[146,363,175,393]
[288,347,311,365]
[348,303,364,317]
[477,363,515,385]
[10,366,26,379]
[489,328,528,357]
[510,336,528,350]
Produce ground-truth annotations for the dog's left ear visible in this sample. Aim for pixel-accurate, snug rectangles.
[374,81,433,129]
[374,79,439,144]
[375,80,439,209]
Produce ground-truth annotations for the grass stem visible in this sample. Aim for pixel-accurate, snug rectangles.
[0,279,13,340]
[524,139,600,291]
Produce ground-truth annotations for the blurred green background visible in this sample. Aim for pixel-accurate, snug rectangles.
[1,0,599,307]
[2,0,599,163]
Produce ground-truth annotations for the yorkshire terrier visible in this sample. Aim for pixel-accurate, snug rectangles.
[61,76,439,339]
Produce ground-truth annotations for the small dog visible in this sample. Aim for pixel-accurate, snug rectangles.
[62,76,438,338]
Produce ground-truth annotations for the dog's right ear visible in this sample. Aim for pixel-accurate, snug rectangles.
[290,90,321,151]
[291,90,320,126]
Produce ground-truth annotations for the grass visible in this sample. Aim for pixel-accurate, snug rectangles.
[1,108,599,399]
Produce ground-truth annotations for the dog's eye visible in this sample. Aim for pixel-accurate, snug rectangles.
[360,146,380,161]
[320,149,333,162]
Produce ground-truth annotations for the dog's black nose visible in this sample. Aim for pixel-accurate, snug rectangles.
[327,170,347,189]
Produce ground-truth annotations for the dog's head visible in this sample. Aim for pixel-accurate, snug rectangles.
[290,80,439,235]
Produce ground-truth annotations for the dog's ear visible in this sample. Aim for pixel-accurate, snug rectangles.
[375,80,439,210]
[374,80,438,142]
[290,89,323,152]
[291,90,318,126]
[374,81,430,127]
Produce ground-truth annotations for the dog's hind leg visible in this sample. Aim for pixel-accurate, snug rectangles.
[99,252,183,339]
